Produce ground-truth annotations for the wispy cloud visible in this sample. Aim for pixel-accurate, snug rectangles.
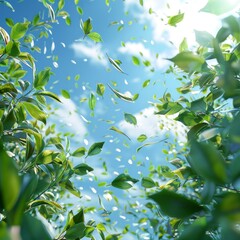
[118,107,187,144]
[49,97,87,139]
[124,0,221,47]
[70,40,108,66]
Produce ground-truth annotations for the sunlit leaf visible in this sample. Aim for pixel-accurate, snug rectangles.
[88,32,102,42]
[80,18,93,35]
[10,22,29,40]
[88,92,96,110]
[96,83,105,96]
[137,134,147,142]
[72,147,86,157]
[201,0,240,15]
[168,13,184,27]
[61,89,71,99]
[109,126,131,140]
[132,56,140,66]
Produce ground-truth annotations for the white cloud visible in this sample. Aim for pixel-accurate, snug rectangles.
[70,40,108,66]
[118,107,187,144]
[124,0,221,47]
[118,42,170,70]
[49,97,87,139]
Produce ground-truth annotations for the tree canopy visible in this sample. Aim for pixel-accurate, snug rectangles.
[0,0,240,239]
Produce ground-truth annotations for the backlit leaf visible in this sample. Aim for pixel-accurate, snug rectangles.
[88,32,102,42]
[96,83,105,96]
[72,147,86,157]
[132,56,140,66]
[168,13,184,27]
[11,22,29,40]
[61,89,70,99]
[137,134,147,142]
[110,126,131,140]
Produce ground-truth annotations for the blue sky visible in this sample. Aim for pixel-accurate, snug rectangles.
[1,0,237,238]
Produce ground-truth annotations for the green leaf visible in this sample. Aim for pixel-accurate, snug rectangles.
[175,111,202,126]
[179,37,188,52]
[65,222,86,239]
[72,147,86,157]
[132,56,140,66]
[168,51,205,73]
[5,18,14,27]
[88,93,96,111]
[10,22,29,40]
[34,68,52,89]
[107,84,136,102]
[96,83,105,96]
[142,79,150,88]
[65,16,71,26]
[111,173,138,189]
[109,126,131,140]
[124,113,137,125]
[178,217,208,240]
[188,141,227,184]
[141,177,155,188]
[156,102,183,115]
[195,30,214,47]
[5,41,20,57]
[105,0,110,6]
[88,32,102,42]
[76,6,83,15]
[74,163,93,175]
[60,180,81,197]
[21,102,47,124]
[168,13,184,27]
[34,91,61,102]
[0,83,17,94]
[86,142,104,157]
[0,141,21,211]
[36,150,56,164]
[200,0,240,15]
[80,18,93,35]
[137,134,147,142]
[29,199,62,209]
[139,0,143,6]
[21,214,51,240]
[0,26,10,44]
[61,89,71,99]
[149,189,203,218]
[137,139,167,152]
[58,0,65,10]
[106,53,127,74]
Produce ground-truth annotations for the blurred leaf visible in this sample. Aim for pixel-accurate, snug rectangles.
[88,32,102,42]
[61,89,70,99]
[0,141,20,211]
[21,214,51,240]
[179,37,188,52]
[137,139,167,152]
[178,217,208,240]
[137,134,147,142]
[168,13,184,27]
[65,222,86,239]
[141,177,155,188]
[200,0,240,15]
[96,83,105,96]
[139,0,143,6]
[142,79,150,88]
[72,147,86,157]
[195,30,214,47]
[60,180,81,197]
[198,128,221,141]
[109,126,131,140]
[168,51,205,73]
[88,93,96,111]
[188,141,227,184]
[201,181,216,204]
[124,113,137,125]
[76,6,83,15]
[149,189,203,218]
[156,102,183,115]
[29,199,62,209]
[86,142,104,157]
[74,163,93,175]
[112,174,138,189]
[132,56,140,66]
[2,1,15,12]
